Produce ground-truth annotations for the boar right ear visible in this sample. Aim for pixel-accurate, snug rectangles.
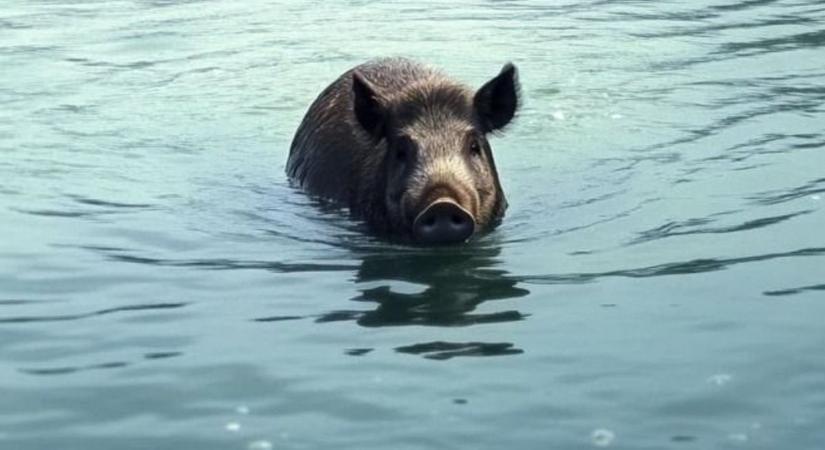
[352,71,386,140]
[474,63,520,133]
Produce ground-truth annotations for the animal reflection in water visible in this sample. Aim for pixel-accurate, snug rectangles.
[318,245,530,359]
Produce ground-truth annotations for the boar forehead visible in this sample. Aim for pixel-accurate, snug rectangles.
[401,118,474,156]
[390,80,476,133]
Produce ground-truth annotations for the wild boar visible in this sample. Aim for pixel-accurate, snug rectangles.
[287,57,519,244]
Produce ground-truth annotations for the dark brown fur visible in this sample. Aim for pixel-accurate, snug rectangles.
[287,58,519,241]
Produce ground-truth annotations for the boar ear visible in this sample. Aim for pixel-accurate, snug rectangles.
[352,71,386,140]
[474,63,520,133]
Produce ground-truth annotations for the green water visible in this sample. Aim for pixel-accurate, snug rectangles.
[1,1,824,449]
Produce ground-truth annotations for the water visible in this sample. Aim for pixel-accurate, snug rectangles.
[1,1,824,449]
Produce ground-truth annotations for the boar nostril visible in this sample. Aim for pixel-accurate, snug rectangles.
[412,199,475,245]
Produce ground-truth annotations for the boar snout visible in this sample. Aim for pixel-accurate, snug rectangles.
[412,198,475,245]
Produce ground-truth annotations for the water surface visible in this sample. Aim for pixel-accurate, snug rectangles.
[1,1,824,449]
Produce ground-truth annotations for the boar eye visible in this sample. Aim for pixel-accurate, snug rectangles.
[395,147,407,162]
[394,137,414,163]
[469,140,482,156]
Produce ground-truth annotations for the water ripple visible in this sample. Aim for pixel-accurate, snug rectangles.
[763,283,825,297]
[628,210,812,245]
[717,29,825,57]
[520,247,825,285]
[0,302,188,324]
[103,253,357,273]
[749,177,825,205]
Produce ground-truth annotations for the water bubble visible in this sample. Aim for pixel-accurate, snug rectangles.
[552,111,566,121]
[248,440,273,450]
[236,405,250,415]
[610,113,623,119]
[591,428,615,447]
[225,422,241,432]
[811,195,821,201]
[728,433,748,443]
[706,373,732,386]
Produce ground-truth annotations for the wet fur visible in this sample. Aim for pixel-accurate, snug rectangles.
[287,58,514,240]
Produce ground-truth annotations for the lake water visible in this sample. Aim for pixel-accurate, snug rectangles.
[2,1,824,449]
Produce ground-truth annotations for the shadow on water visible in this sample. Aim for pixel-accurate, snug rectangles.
[80,237,531,360]
[316,243,531,360]
[321,245,529,326]
[250,240,531,360]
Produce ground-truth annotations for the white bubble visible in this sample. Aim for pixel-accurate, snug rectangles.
[728,433,748,443]
[707,373,733,386]
[248,440,273,450]
[225,422,241,432]
[591,428,615,447]
[552,111,566,121]
[812,195,821,201]
[236,405,250,415]
[610,113,623,119]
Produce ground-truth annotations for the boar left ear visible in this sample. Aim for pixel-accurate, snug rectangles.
[474,63,520,133]
[352,71,386,140]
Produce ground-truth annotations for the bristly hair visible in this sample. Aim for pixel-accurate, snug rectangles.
[388,77,474,129]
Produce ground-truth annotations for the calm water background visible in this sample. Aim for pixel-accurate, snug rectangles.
[2,1,824,449]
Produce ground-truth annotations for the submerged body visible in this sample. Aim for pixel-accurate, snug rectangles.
[287,58,519,244]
